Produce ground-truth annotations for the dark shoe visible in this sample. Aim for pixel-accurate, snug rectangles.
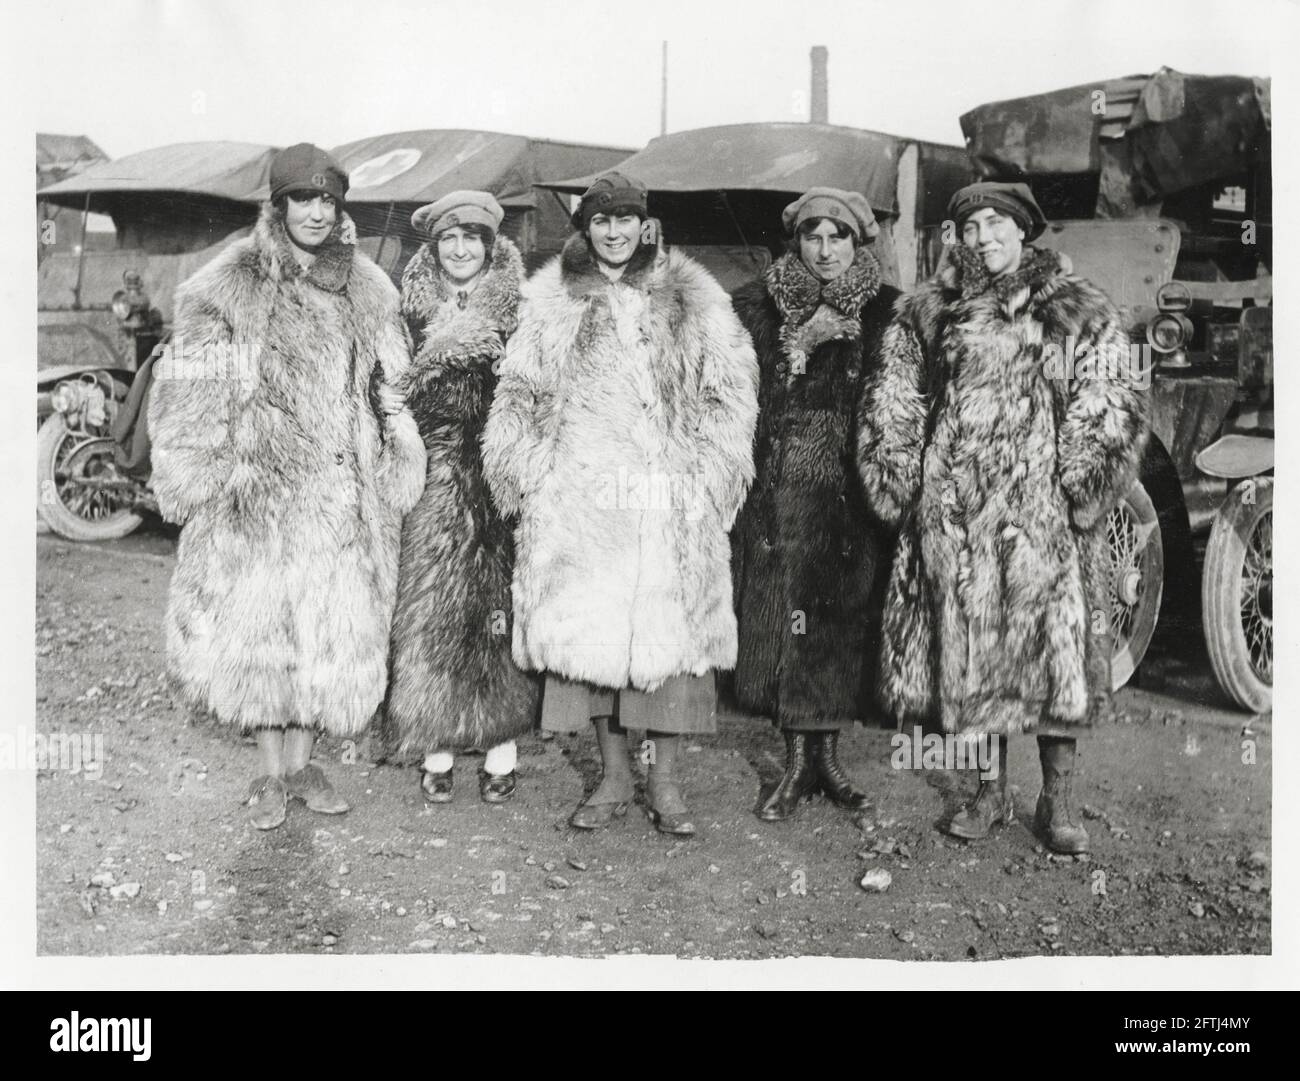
[943,736,1011,840]
[285,764,350,814]
[645,781,696,837]
[568,797,630,830]
[480,770,516,804]
[808,731,870,810]
[758,731,818,821]
[421,767,454,805]
[1034,736,1089,854]
[246,775,287,830]
[944,778,1012,840]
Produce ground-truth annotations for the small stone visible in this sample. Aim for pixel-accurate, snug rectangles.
[754,921,778,939]
[164,852,184,863]
[525,856,537,866]
[89,871,115,888]
[1243,851,1269,872]
[566,857,588,871]
[708,864,720,874]
[156,900,168,915]
[858,868,892,893]
[109,882,141,900]
[894,929,915,944]
[600,923,615,934]
[429,838,448,848]
[1189,902,1206,919]
[545,874,570,890]
[396,907,408,917]
[543,861,557,872]
[322,934,338,946]
[193,899,214,912]
[59,824,73,834]
[338,863,350,875]
[441,916,457,929]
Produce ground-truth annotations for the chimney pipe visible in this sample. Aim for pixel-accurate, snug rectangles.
[810,46,828,123]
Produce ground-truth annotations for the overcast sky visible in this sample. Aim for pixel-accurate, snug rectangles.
[25,0,1283,159]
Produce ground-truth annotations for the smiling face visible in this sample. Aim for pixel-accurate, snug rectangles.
[798,218,857,282]
[961,206,1025,277]
[587,212,642,268]
[284,191,338,250]
[436,225,488,285]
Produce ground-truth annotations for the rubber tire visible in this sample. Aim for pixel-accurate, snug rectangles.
[1108,479,1164,691]
[1203,477,1272,713]
[36,413,142,542]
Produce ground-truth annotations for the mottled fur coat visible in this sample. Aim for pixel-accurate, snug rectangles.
[857,244,1149,736]
[149,203,427,736]
[482,230,759,691]
[386,236,540,751]
[731,248,900,726]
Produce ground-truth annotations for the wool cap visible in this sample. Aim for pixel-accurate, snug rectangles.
[948,181,1048,241]
[782,187,879,241]
[572,172,648,230]
[411,190,505,239]
[269,143,349,203]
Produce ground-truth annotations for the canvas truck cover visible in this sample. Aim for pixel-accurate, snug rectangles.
[331,130,632,267]
[960,68,1270,204]
[539,122,971,290]
[539,122,970,226]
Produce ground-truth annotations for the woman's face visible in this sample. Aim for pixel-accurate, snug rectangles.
[799,219,856,282]
[961,207,1025,277]
[587,213,642,268]
[437,226,487,284]
[284,192,338,249]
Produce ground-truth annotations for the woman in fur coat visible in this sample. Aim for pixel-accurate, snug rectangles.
[148,144,427,830]
[856,182,1149,854]
[483,172,758,836]
[731,188,900,822]
[386,191,540,805]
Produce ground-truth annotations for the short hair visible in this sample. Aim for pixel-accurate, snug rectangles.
[434,221,495,266]
[585,204,645,231]
[787,215,858,255]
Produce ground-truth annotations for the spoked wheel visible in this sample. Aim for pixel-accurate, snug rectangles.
[1203,477,1272,712]
[37,413,143,541]
[1106,480,1164,690]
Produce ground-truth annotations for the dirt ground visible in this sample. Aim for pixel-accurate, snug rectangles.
[34,527,1271,960]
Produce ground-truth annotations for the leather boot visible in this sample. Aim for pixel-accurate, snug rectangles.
[808,731,870,810]
[1034,736,1089,854]
[944,737,1011,840]
[758,730,818,821]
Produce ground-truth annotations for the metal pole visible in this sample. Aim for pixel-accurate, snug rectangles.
[661,41,668,136]
[73,191,90,310]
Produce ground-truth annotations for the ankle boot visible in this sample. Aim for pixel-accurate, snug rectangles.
[944,737,1011,840]
[758,730,818,821]
[808,731,869,810]
[1034,736,1089,854]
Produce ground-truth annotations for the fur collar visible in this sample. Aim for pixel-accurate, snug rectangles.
[766,247,882,376]
[941,242,1070,304]
[558,222,667,297]
[253,202,357,293]
[400,234,524,376]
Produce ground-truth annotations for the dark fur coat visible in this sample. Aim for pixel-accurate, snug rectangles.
[148,204,427,736]
[386,236,541,752]
[731,248,900,726]
[857,243,1150,736]
[482,231,759,691]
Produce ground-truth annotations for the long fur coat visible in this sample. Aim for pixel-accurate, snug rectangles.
[482,230,760,692]
[856,243,1150,736]
[149,203,427,736]
[386,236,540,752]
[731,247,900,726]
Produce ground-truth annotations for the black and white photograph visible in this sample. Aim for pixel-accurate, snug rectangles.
[3,0,1296,998]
